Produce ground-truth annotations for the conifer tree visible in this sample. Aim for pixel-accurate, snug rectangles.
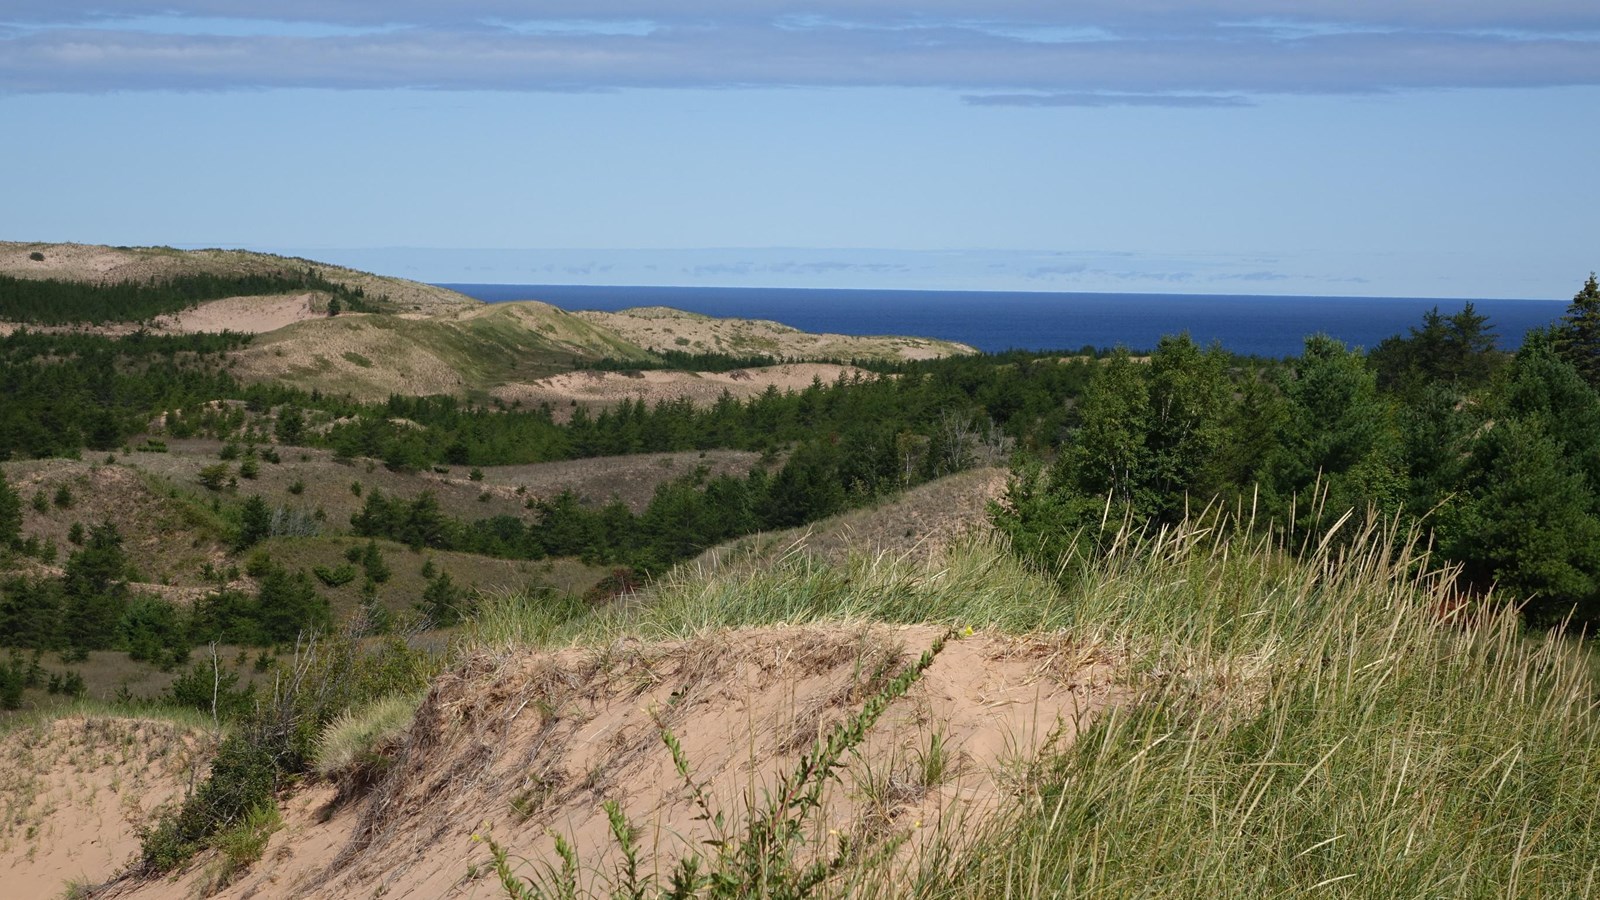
[1557,273,1600,387]
[0,471,20,548]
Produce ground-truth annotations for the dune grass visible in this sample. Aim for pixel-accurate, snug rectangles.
[469,511,1600,898]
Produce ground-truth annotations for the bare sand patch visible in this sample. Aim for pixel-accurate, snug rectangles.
[151,293,324,334]
[0,716,214,898]
[578,306,975,362]
[118,624,1120,899]
[495,363,878,416]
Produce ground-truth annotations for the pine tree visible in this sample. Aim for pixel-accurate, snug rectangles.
[236,495,271,550]
[1556,273,1600,387]
[1440,417,1600,621]
[0,471,20,548]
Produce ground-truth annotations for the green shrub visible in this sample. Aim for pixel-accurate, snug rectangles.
[312,564,357,587]
[312,692,421,780]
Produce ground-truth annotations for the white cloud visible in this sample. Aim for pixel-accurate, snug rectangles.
[2,5,1597,95]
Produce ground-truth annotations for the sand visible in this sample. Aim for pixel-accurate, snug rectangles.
[108,624,1121,899]
[0,717,214,898]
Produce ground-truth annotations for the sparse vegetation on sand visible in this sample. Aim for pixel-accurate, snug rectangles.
[455,514,1600,898]
[90,511,1600,899]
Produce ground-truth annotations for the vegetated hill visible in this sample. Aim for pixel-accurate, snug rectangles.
[692,465,1010,573]
[0,241,476,316]
[74,514,1600,899]
[2,441,759,596]
[579,305,976,361]
[232,301,657,400]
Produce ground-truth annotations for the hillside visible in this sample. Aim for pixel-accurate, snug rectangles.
[29,516,1600,900]
[0,242,476,315]
[579,305,974,360]
[231,301,656,400]
[0,243,972,405]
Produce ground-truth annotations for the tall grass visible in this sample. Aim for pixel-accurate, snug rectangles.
[913,515,1600,899]
[469,510,1600,898]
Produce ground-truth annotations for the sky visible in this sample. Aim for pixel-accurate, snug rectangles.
[1,3,1597,299]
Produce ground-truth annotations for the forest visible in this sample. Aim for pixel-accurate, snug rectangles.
[1,273,1599,704]
[0,266,380,324]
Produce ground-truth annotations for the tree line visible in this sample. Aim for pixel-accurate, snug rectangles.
[0,267,380,324]
[996,275,1600,624]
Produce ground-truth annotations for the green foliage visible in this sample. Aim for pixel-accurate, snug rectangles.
[0,650,45,709]
[164,656,256,720]
[360,539,391,583]
[1556,272,1600,387]
[0,268,374,325]
[141,626,437,875]
[1370,302,1501,397]
[312,563,357,587]
[417,570,469,627]
[274,405,306,445]
[0,470,20,548]
[1261,335,1404,532]
[236,494,271,549]
[198,463,231,492]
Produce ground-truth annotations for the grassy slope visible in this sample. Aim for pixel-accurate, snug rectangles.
[236,302,660,399]
[453,515,1600,898]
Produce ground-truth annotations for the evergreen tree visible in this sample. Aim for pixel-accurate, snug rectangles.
[1556,273,1600,388]
[255,566,329,643]
[360,539,391,583]
[236,495,271,550]
[1439,417,1600,621]
[62,523,130,650]
[0,471,20,548]
[418,571,466,627]
[1263,335,1404,526]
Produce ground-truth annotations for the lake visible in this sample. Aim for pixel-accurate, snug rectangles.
[439,283,1568,358]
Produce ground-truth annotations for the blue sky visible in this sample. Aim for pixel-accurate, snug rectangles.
[1,3,1596,298]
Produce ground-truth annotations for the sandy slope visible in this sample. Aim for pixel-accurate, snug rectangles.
[152,294,325,334]
[0,717,214,898]
[111,624,1121,899]
[0,242,477,316]
[578,306,974,361]
[494,363,878,415]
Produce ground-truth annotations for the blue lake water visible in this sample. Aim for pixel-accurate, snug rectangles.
[439,283,1569,358]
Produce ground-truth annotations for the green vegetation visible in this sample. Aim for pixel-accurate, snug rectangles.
[466,510,1600,898]
[137,626,435,875]
[4,264,1600,898]
[0,268,380,324]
